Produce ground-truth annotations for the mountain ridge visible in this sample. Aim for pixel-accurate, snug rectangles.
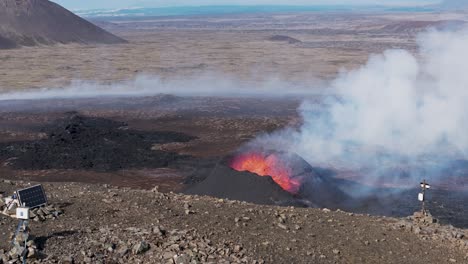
[0,0,127,49]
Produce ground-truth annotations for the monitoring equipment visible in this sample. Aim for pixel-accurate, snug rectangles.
[17,185,47,208]
[1,185,48,264]
[419,180,430,215]
[16,207,30,220]
[2,185,47,217]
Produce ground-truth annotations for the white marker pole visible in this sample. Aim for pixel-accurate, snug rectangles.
[420,179,431,216]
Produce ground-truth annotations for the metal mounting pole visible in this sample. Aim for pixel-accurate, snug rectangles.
[419,179,431,216]
[422,179,426,215]
[11,219,29,264]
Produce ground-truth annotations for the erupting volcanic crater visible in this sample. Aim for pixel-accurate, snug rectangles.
[230,151,303,194]
[186,149,350,209]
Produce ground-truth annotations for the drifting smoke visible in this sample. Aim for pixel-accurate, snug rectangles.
[0,73,324,101]
[248,26,468,187]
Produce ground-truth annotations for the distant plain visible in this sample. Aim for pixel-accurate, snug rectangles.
[1,11,466,92]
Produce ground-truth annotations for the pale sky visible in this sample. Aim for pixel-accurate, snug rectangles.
[51,0,441,10]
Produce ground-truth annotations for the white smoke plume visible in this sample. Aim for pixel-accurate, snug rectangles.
[249,26,468,186]
[0,73,324,101]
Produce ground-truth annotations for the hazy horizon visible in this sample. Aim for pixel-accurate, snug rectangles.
[51,0,440,11]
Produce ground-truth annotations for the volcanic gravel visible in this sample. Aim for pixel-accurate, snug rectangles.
[0,115,196,171]
[0,180,467,264]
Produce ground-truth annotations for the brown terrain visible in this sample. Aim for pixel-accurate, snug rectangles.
[1,180,468,264]
[0,4,468,264]
[0,11,466,91]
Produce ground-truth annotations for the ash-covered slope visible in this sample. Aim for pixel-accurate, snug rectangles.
[185,164,300,206]
[0,0,127,49]
[185,152,351,208]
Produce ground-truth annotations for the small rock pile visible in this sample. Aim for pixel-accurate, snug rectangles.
[29,205,63,222]
[1,238,39,264]
[393,211,468,252]
[0,202,63,222]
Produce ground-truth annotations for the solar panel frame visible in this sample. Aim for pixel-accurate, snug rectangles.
[17,185,47,208]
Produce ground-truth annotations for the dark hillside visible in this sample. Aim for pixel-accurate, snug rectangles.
[0,0,127,49]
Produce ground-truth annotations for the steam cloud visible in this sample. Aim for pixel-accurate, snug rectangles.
[0,73,324,101]
[249,26,468,187]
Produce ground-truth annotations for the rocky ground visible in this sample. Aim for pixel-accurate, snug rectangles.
[0,179,467,264]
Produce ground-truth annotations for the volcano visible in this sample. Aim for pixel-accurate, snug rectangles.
[186,151,350,208]
[230,152,302,194]
[185,164,301,206]
[0,0,127,49]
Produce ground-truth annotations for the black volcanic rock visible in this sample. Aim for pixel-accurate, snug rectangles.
[268,35,302,44]
[0,34,17,49]
[0,0,127,49]
[281,153,350,208]
[0,115,196,171]
[185,164,301,206]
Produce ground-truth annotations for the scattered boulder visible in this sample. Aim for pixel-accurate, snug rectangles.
[116,245,129,257]
[132,241,150,255]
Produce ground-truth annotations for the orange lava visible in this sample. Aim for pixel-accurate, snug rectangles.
[230,152,302,194]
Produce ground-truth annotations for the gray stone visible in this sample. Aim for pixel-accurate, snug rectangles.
[105,243,115,252]
[0,253,8,263]
[233,245,242,253]
[132,241,150,255]
[277,223,288,230]
[163,251,176,259]
[153,226,166,236]
[9,246,25,258]
[26,248,38,259]
[174,254,191,264]
[413,226,422,235]
[117,246,129,256]
[60,256,74,264]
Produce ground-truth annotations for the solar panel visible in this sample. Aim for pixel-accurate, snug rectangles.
[17,185,47,208]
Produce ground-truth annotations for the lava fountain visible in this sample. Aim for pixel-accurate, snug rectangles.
[230,152,302,194]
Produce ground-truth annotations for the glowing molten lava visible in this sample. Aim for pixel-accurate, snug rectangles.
[230,152,302,194]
